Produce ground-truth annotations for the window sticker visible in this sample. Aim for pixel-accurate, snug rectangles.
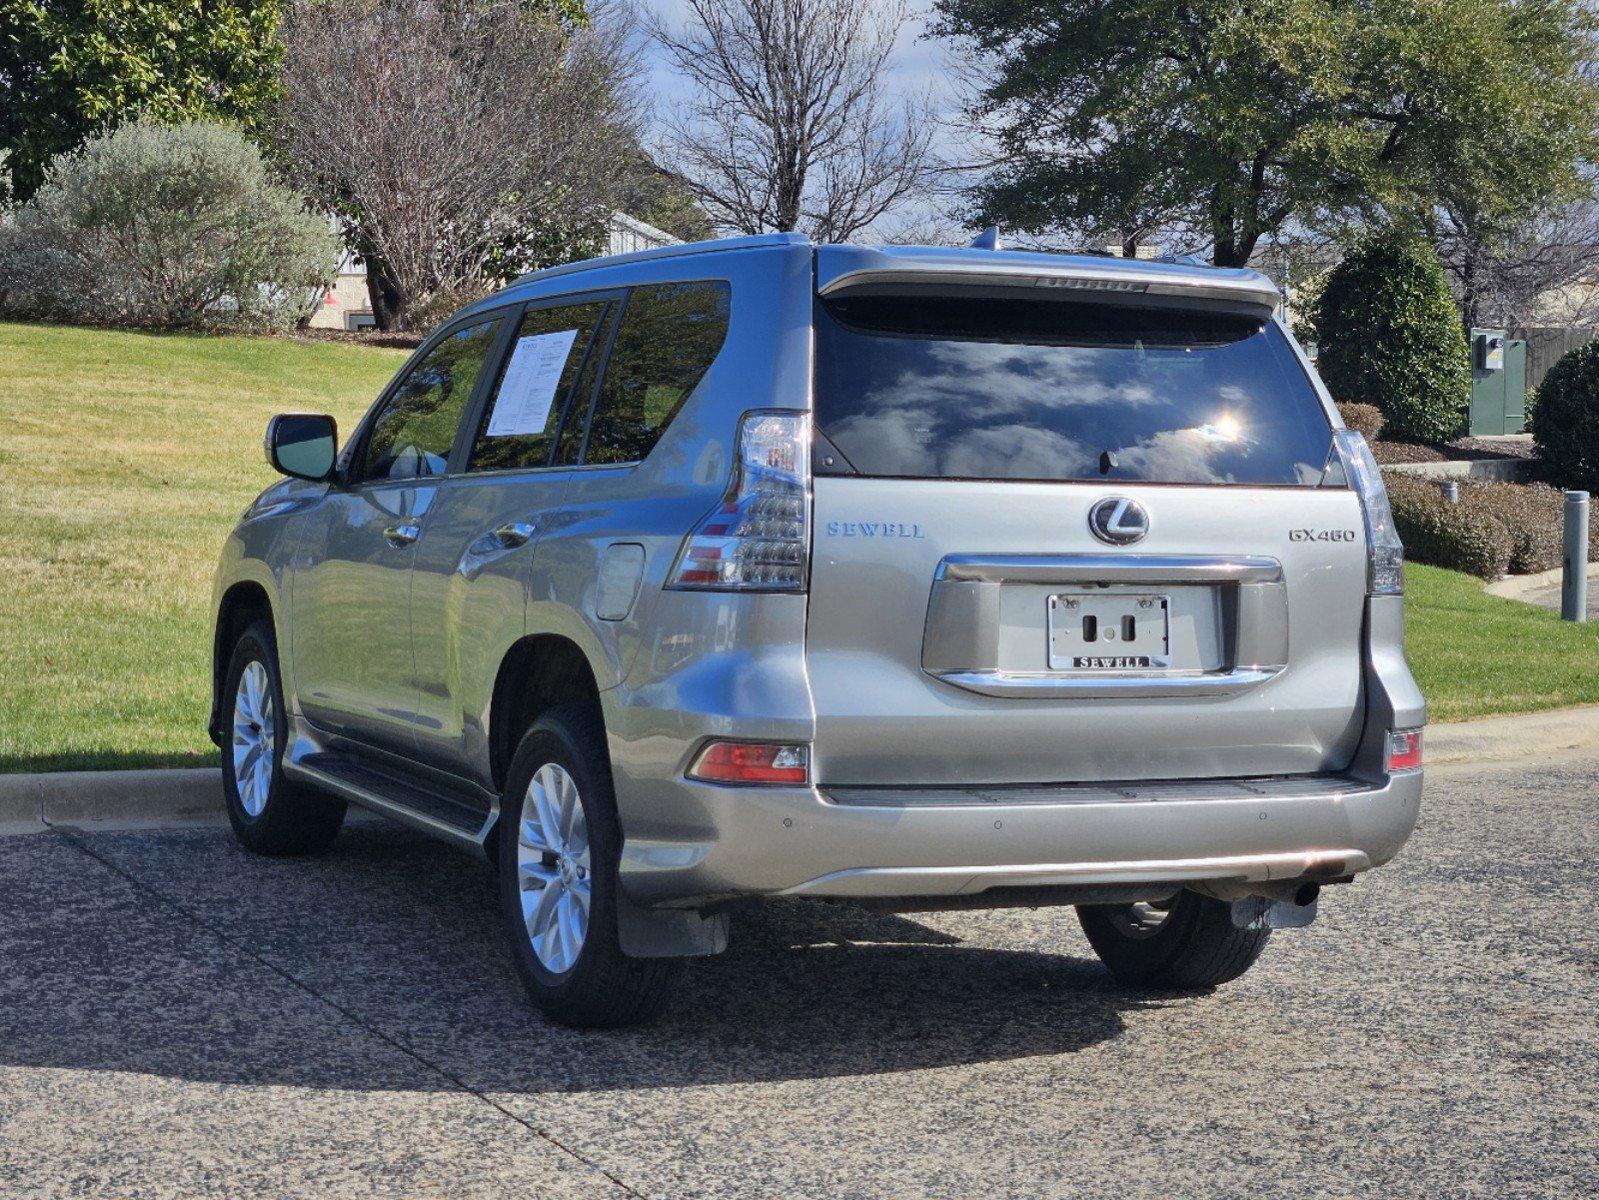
[485,328,581,437]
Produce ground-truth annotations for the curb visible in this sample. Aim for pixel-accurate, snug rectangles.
[1382,457,1533,483]
[1425,704,1599,766]
[0,769,222,831]
[7,703,1599,831]
[1483,563,1599,603]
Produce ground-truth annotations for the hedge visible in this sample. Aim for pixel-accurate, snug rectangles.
[1336,402,1386,442]
[1385,474,1512,579]
[1384,473,1599,579]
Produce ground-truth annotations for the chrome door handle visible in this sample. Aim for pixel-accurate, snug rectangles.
[492,520,537,548]
[383,522,421,547]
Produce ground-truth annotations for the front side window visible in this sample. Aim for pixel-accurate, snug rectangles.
[469,300,610,473]
[358,318,500,483]
[813,294,1333,486]
[577,281,731,465]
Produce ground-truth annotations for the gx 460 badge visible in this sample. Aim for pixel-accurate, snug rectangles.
[1290,528,1357,542]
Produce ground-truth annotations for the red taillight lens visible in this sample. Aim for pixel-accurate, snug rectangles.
[667,412,811,592]
[688,741,810,785]
[1386,728,1423,772]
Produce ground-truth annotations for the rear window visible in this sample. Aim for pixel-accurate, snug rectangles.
[813,294,1334,486]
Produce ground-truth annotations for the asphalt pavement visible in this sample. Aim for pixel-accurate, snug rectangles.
[1,754,1595,1199]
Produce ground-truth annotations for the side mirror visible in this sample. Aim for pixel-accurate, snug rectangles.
[265,413,338,481]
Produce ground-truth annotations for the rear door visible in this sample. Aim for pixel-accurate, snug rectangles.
[805,284,1367,787]
[408,295,617,783]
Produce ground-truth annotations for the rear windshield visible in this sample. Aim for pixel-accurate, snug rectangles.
[813,293,1334,486]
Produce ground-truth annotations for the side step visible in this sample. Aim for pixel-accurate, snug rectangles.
[288,751,494,849]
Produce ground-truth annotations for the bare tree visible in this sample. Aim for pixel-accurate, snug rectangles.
[652,0,934,241]
[1434,193,1599,330]
[275,0,643,329]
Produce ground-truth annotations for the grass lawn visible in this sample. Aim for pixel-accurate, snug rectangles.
[0,321,406,773]
[1,319,1595,771]
[1404,562,1599,722]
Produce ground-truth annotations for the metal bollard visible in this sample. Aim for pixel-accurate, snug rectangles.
[1439,480,1461,504]
[1563,490,1589,622]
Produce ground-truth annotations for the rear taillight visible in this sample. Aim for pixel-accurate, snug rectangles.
[1333,430,1403,596]
[667,411,810,592]
[1386,728,1423,772]
[688,741,810,785]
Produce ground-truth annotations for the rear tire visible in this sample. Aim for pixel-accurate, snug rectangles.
[1078,889,1270,989]
[497,705,682,1028]
[221,619,346,855]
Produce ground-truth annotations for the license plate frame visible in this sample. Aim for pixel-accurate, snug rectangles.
[1047,592,1172,671]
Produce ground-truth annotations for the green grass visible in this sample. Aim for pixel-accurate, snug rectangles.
[1,320,1593,770]
[1405,562,1599,722]
[0,321,406,773]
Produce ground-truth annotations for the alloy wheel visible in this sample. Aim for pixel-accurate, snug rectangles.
[231,660,275,817]
[516,763,592,974]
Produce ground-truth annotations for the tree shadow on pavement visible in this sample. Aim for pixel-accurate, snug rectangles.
[0,823,1173,1095]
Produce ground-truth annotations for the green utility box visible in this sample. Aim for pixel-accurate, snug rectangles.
[1468,328,1527,435]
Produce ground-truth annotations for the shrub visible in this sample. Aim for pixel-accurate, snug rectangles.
[1384,473,1513,579]
[1531,339,1599,491]
[1383,472,1599,578]
[1313,232,1470,444]
[1337,402,1386,442]
[1459,482,1564,574]
[0,118,339,331]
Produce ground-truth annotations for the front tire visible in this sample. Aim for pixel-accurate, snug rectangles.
[221,619,346,855]
[497,706,681,1028]
[1078,890,1270,989]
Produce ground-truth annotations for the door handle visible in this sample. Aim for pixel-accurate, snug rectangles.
[383,522,421,547]
[492,520,537,548]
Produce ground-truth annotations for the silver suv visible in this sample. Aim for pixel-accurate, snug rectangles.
[210,234,1424,1027]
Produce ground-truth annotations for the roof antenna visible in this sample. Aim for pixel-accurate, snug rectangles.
[968,226,1002,251]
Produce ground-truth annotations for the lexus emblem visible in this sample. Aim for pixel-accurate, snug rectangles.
[1088,497,1149,545]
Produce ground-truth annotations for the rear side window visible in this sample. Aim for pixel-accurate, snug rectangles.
[813,294,1333,486]
[468,300,610,472]
[577,281,731,465]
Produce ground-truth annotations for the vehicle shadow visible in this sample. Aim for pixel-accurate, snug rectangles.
[0,823,1173,1095]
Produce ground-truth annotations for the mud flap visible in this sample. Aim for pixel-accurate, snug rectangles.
[616,890,730,958]
[1230,895,1319,930]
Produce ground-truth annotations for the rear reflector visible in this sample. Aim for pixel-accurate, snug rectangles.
[688,741,810,785]
[1386,728,1423,772]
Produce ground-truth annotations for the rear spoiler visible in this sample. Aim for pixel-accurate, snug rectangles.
[815,245,1282,318]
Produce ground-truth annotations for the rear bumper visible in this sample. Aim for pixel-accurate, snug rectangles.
[615,768,1423,906]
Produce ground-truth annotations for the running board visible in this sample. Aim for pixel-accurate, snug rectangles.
[285,752,494,850]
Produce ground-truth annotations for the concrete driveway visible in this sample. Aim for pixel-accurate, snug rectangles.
[1,753,1594,1199]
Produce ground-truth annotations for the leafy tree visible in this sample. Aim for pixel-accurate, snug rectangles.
[1313,231,1470,444]
[932,0,1599,265]
[0,0,284,202]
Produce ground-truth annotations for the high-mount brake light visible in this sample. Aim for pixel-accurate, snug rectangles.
[1333,430,1404,596]
[667,412,811,592]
